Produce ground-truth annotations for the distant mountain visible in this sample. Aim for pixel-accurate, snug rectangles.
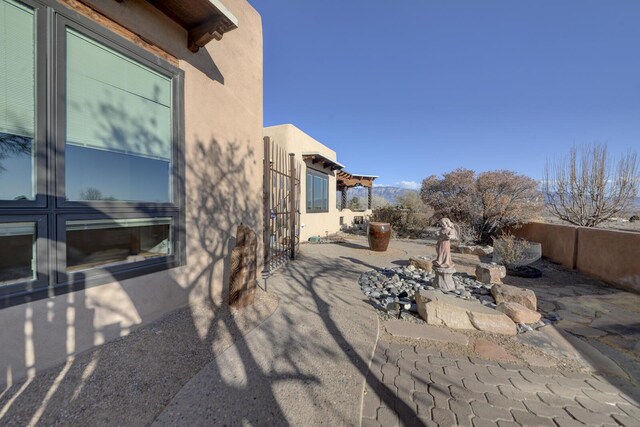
[348,186,417,205]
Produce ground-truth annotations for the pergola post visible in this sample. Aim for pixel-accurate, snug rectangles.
[341,187,348,211]
[368,186,372,210]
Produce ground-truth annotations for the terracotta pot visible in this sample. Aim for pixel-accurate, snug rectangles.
[368,222,392,252]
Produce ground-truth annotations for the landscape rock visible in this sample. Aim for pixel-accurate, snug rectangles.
[458,245,494,256]
[496,302,542,324]
[491,283,537,311]
[409,256,433,272]
[469,311,518,336]
[475,263,506,284]
[357,266,551,334]
[416,290,516,336]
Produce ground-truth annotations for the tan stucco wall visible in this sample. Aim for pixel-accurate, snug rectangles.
[576,227,640,294]
[512,222,578,269]
[263,125,371,241]
[339,209,373,230]
[513,222,640,294]
[0,0,263,387]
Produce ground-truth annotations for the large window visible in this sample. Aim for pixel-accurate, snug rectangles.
[306,170,329,213]
[0,0,185,309]
[0,0,36,201]
[65,28,172,203]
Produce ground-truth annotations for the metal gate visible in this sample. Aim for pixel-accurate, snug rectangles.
[263,136,301,275]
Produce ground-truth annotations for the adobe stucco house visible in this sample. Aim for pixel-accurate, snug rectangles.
[264,124,377,241]
[0,0,263,386]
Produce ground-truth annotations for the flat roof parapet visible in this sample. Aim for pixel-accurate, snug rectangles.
[302,153,345,171]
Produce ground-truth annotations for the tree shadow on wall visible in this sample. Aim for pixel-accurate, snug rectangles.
[0,120,308,425]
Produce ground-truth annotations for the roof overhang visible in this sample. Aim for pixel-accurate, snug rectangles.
[302,153,345,171]
[337,171,378,188]
[144,0,239,52]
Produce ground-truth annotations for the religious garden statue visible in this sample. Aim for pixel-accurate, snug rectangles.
[433,218,459,290]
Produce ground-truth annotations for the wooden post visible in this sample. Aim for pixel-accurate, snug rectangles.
[289,153,296,259]
[342,188,348,211]
[368,186,372,210]
[263,137,271,267]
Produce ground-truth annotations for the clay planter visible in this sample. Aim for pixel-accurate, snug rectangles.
[368,222,392,251]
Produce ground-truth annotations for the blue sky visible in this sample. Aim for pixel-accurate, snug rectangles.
[251,0,640,189]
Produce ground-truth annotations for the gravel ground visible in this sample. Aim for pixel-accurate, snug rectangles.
[0,289,278,426]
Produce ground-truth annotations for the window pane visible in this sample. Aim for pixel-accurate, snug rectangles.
[322,177,328,211]
[313,176,323,210]
[65,28,172,202]
[66,145,170,202]
[0,222,36,284]
[66,217,172,272]
[0,0,35,201]
[306,173,312,210]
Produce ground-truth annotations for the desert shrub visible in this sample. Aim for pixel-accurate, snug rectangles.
[492,234,530,268]
[420,168,480,225]
[408,211,433,230]
[421,168,543,242]
[371,194,390,209]
[457,222,481,245]
[476,170,543,238]
[372,205,403,224]
[396,191,434,232]
[372,203,433,238]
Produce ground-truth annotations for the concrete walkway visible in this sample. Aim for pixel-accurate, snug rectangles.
[154,238,409,425]
[154,235,640,426]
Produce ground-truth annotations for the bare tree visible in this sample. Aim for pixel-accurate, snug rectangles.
[79,187,104,200]
[543,144,639,227]
[0,134,31,172]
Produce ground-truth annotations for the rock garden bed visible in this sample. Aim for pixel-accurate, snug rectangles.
[358,263,553,334]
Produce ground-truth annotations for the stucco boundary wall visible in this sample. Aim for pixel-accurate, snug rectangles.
[513,222,640,294]
[511,223,578,269]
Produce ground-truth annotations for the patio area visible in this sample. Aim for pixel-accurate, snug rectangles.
[1,235,639,426]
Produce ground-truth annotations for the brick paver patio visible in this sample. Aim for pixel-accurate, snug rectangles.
[362,341,640,427]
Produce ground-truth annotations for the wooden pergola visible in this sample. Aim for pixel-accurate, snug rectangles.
[336,171,378,210]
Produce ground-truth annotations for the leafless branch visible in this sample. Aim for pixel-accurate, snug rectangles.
[543,143,639,226]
